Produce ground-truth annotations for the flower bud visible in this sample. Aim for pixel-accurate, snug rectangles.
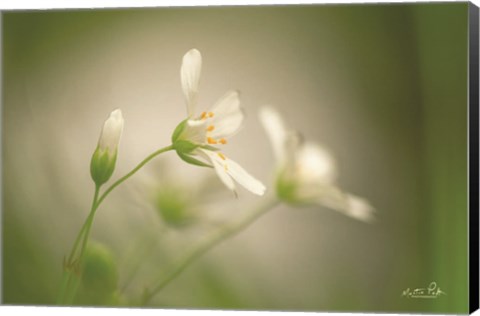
[90,109,124,186]
[155,186,194,228]
[79,242,119,305]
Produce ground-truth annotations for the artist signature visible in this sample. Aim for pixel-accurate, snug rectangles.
[402,282,446,299]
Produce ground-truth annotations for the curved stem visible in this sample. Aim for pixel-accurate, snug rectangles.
[68,186,100,263]
[96,145,174,208]
[57,144,173,305]
[141,196,280,305]
[64,185,100,305]
[77,185,100,267]
[57,185,100,305]
[66,220,88,264]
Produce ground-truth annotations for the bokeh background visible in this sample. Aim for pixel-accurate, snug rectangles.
[2,3,470,313]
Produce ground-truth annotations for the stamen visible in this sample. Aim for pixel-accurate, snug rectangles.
[208,112,214,118]
[219,138,227,144]
[206,125,215,132]
[218,153,226,160]
[224,164,229,171]
[201,112,207,120]
[207,137,217,144]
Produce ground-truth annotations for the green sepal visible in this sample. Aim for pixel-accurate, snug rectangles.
[276,172,303,205]
[173,139,199,154]
[171,119,188,143]
[200,144,220,151]
[177,151,213,168]
[90,147,117,186]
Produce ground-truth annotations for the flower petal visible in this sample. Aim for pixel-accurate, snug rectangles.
[198,149,236,192]
[99,109,124,154]
[344,194,375,223]
[258,106,288,163]
[225,158,266,196]
[180,119,208,144]
[208,90,244,139]
[315,186,374,223]
[295,142,338,185]
[181,49,202,117]
[198,149,265,196]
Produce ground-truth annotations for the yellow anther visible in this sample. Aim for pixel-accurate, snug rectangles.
[206,125,215,132]
[219,138,227,144]
[207,137,217,144]
[218,153,226,160]
[208,112,214,118]
[200,112,207,120]
[224,164,229,171]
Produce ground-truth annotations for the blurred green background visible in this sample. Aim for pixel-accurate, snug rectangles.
[2,3,469,313]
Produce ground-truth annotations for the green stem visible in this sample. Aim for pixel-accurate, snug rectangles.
[64,185,100,305]
[141,196,280,305]
[96,145,174,208]
[66,219,88,264]
[57,144,173,305]
[77,185,101,268]
[57,185,100,305]
[119,230,159,295]
[56,270,70,304]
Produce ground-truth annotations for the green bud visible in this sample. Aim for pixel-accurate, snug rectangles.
[90,109,124,186]
[90,148,117,186]
[81,242,119,300]
[155,186,194,228]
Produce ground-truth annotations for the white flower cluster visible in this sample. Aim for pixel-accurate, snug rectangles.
[90,49,374,222]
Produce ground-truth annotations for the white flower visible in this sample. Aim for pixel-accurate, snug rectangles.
[172,49,265,196]
[90,109,124,186]
[259,106,374,222]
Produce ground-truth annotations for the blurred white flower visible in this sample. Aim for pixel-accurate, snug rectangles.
[90,109,124,186]
[259,106,374,222]
[172,49,265,196]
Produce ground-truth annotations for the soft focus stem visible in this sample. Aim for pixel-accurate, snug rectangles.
[57,185,99,305]
[64,184,100,304]
[96,145,174,207]
[141,196,280,305]
[57,144,173,305]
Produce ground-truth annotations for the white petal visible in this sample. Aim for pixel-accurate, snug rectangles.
[344,194,375,223]
[295,142,338,185]
[181,49,202,117]
[225,158,266,196]
[258,106,288,163]
[210,90,241,117]
[181,119,208,144]
[210,113,244,140]
[198,149,265,196]
[315,186,374,223]
[98,109,124,154]
[199,149,236,192]
[209,91,244,139]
